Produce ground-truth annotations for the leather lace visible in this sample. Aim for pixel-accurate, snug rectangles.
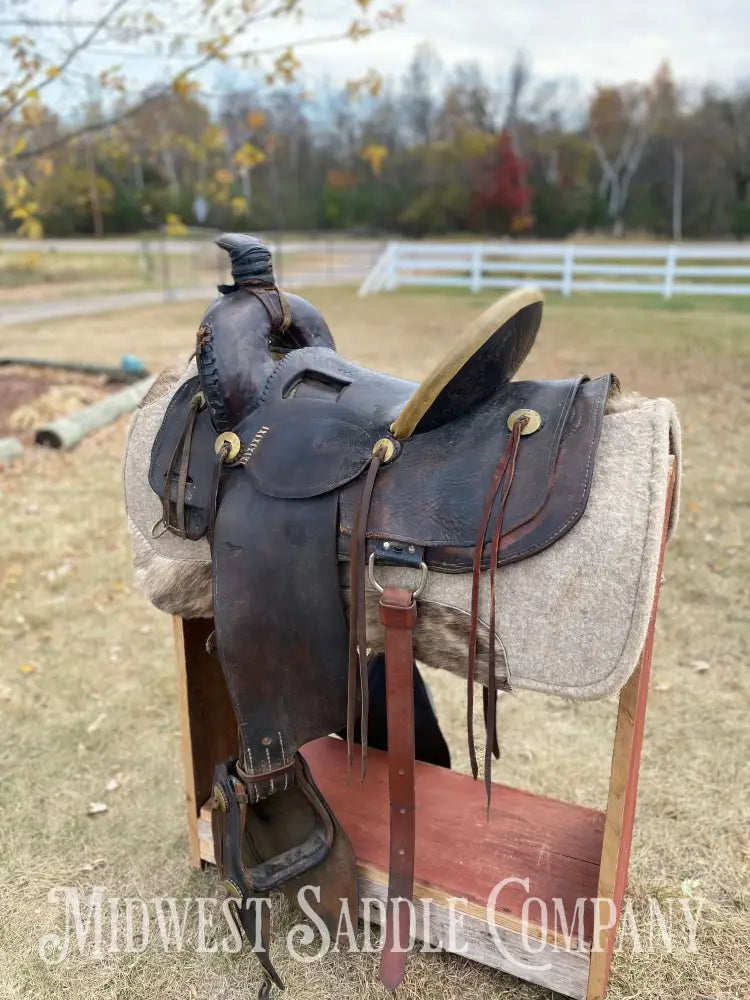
[347,444,388,783]
[161,391,202,537]
[467,416,526,812]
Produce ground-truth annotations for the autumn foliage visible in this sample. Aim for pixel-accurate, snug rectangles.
[471,131,533,232]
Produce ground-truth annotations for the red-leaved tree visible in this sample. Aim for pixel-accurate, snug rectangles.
[471,130,533,233]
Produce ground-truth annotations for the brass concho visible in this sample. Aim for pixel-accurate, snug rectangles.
[215,431,242,462]
[507,408,542,435]
[373,437,398,464]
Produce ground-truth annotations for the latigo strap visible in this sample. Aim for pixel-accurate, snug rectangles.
[378,585,418,991]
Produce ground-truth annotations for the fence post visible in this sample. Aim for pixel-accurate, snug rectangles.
[663,245,677,299]
[386,243,398,291]
[561,245,575,297]
[470,243,482,293]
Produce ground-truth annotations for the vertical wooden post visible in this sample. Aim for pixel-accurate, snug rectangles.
[663,244,677,299]
[562,244,575,297]
[470,243,483,293]
[586,461,675,999]
[173,616,235,867]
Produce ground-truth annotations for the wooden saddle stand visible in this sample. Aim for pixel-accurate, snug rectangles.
[175,451,671,1000]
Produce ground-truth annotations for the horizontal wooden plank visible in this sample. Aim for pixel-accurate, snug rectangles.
[200,739,603,949]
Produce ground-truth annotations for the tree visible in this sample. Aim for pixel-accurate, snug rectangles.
[588,84,652,236]
[471,130,532,234]
[0,0,403,235]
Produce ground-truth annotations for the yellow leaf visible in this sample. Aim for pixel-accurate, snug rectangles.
[11,136,27,156]
[19,663,36,674]
[165,214,187,237]
[233,142,265,171]
[46,66,61,79]
[360,143,388,176]
[246,110,266,130]
[230,196,248,216]
[172,74,198,98]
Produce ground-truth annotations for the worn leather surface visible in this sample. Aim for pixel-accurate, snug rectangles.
[212,471,350,780]
[197,288,336,432]
[341,374,611,569]
[148,375,212,539]
[151,346,611,566]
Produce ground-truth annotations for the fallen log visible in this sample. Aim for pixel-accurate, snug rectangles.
[35,375,156,449]
[0,354,148,383]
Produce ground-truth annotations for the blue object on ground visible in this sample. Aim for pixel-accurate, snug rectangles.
[120,354,147,376]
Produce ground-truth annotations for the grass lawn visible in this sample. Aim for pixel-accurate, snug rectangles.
[0,288,748,999]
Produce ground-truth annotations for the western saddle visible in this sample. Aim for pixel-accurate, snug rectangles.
[149,233,611,995]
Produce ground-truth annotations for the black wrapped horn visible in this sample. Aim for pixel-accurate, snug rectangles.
[197,234,336,431]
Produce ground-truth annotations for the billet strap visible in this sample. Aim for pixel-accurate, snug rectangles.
[378,585,417,991]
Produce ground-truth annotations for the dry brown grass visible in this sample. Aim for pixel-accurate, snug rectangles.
[1,288,748,1000]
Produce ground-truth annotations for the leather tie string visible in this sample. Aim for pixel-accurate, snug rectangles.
[347,444,387,783]
[466,416,526,813]
[162,391,202,537]
[208,440,231,549]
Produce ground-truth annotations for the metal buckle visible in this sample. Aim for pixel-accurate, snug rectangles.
[368,551,428,598]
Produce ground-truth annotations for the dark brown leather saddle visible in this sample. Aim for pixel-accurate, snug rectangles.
[149,234,612,995]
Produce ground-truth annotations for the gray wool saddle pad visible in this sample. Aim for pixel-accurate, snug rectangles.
[124,358,680,702]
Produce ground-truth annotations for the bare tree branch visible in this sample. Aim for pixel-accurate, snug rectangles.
[0,0,129,125]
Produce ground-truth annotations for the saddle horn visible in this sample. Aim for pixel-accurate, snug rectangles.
[197,233,336,431]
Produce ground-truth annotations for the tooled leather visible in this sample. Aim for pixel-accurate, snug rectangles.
[337,375,611,563]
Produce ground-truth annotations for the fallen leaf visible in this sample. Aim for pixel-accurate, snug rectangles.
[19,662,36,675]
[653,682,672,692]
[87,802,108,816]
[87,712,106,733]
[105,777,120,793]
[691,660,711,673]
[79,858,106,873]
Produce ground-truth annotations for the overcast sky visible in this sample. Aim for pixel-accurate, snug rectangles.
[228,0,750,92]
[10,0,749,113]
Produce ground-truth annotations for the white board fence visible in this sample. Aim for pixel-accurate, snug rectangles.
[358,241,750,298]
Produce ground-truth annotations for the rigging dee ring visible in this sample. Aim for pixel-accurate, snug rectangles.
[367,551,429,598]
